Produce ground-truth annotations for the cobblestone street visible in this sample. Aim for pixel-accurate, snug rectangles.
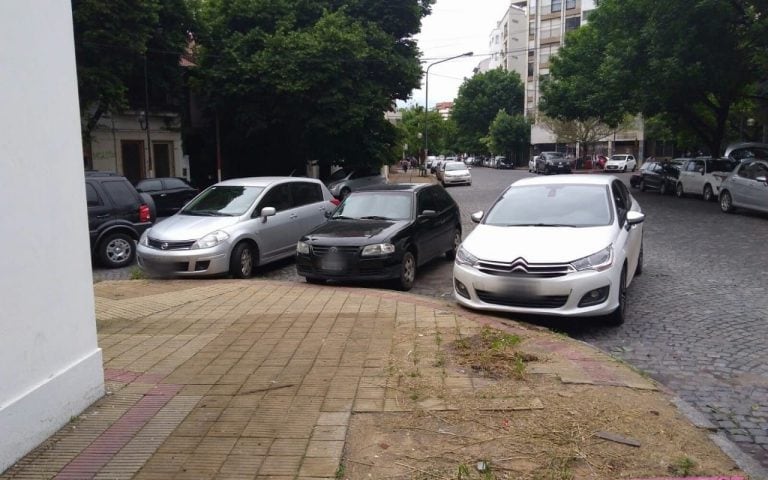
[93,167,768,471]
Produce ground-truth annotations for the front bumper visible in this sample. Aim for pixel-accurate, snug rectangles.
[604,164,626,171]
[137,242,229,276]
[296,252,401,281]
[452,261,620,317]
[443,175,471,184]
[545,163,572,173]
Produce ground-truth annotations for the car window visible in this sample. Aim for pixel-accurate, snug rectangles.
[417,188,438,213]
[616,180,632,208]
[333,192,412,220]
[485,184,612,227]
[432,186,455,211]
[686,160,703,172]
[291,181,323,207]
[256,184,293,213]
[165,178,190,189]
[329,168,349,182]
[350,168,377,179]
[138,179,163,192]
[611,181,629,223]
[737,161,753,178]
[102,180,138,208]
[183,185,264,216]
[709,159,737,173]
[744,162,768,180]
[85,183,102,207]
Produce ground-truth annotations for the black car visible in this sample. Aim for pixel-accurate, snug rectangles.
[296,183,462,290]
[135,177,198,216]
[86,172,154,268]
[535,152,571,174]
[634,161,680,195]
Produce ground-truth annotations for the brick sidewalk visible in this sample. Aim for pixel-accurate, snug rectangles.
[1,280,741,479]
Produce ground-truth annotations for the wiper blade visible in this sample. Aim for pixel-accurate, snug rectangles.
[360,215,391,220]
[183,210,230,217]
[507,223,575,227]
[332,215,356,220]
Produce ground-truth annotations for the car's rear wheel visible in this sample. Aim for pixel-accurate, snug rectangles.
[230,242,255,278]
[99,232,135,268]
[675,183,684,198]
[639,179,646,192]
[720,190,735,213]
[659,181,668,195]
[445,229,461,260]
[606,266,628,326]
[703,184,714,202]
[396,251,416,291]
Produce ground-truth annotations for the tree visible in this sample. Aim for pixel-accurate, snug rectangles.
[193,0,432,177]
[451,68,524,154]
[485,111,530,164]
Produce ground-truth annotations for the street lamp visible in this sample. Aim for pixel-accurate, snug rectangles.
[424,52,473,163]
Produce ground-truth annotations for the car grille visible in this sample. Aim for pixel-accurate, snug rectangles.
[476,290,569,309]
[605,165,619,170]
[311,245,360,257]
[476,259,572,278]
[148,238,196,250]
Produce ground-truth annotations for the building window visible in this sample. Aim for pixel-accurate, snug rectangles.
[528,62,534,77]
[565,16,580,32]
[529,50,534,57]
[552,0,562,12]
[529,21,535,36]
[582,9,594,22]
[566,0,577,9]
[540,19,561,39]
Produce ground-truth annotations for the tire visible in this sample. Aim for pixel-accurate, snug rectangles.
[675,183,684,198]
[607,266,628,326]
[639,179,646,192]
[340,187,351,200]
[632,164,637,172]
[623,165,628,172]
[703,184,714,202]
[635,241,643,276]
[98,232,135,268]
[720,190,735,213]
[229,242,255,278]
[659,182,668,196]
[445,228,461,260]
[396,251,416,291]
[305,277,326,285]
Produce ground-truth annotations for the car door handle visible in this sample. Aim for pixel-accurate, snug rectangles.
[290,214,299,219]
[95,214,110,219]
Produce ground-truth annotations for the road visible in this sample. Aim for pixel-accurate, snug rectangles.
[93,166,768,470]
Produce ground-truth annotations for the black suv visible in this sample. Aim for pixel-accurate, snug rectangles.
[85,172,154,268]
[135,177,198,216]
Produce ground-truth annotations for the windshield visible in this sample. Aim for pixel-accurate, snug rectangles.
[611,155,628,161]
[544,152,564,159]
[445,162,466,171]
[329,169,350,182]
[181,186,264,216]
[333,192,413,220]
[485,184,612,227]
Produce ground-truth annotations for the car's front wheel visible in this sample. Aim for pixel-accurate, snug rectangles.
[396,251,416,291]
[675,183,684,198]
[606,266,628,326]
[98,232,135,268]
[720,190,735,213]
[659,181,668,195]
[639,179,646,192]
[230,242,255,278]
[703,184,714,202]
[445,229,461,260]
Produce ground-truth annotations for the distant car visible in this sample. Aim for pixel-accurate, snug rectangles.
[441,161,472,186]
[719,159,768,214]
[137,177,338,278]
[604,154,637,172]
[86,172,154,268]
[296,183,462,290]
[426,156,438,169]
[430,160,444,174]
[675,157,738,201]
[135,177,198,216]
[326,167,386,199]
[435,161,448,182]
[535,151,570,174]
[453,175,645,325]
[528,156,538,172]
[632,161,680,195]
[495,156,514,169]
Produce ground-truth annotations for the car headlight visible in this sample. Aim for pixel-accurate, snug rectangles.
[570,245,613,272]
[139,229,150,246]
[191,230,230,249]
[361,243,395,256]
[455,245,478,267]
[296,241,310,255]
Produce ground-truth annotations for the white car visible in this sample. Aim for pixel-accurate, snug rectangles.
[675,157,738,201]
[528,156,538,172]
[441,161,472,186]
[604,154,637,172]
[453,175,645,325]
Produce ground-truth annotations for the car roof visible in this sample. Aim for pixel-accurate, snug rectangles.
[214,177,321,187]
[512,175,618,187]
[357,183,429,193]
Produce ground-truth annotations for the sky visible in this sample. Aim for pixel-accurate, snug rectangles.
[405,0,511,109]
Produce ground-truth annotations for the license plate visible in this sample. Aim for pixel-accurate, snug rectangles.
[321,256,346,271]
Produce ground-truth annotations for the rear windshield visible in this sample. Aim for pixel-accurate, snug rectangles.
[444,162,466,171]
[329,169,350,182]
[181,186,264,216]
[485,184,612,227]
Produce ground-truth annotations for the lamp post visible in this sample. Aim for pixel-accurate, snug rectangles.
[424,52,473,164]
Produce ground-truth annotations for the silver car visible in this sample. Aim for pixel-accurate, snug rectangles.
[441,161,472,186]
[326,167,386,199]
[719,159,768,214]
[137,177,338,278]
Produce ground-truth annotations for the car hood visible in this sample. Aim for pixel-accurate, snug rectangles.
[304,219,409,245]
[147,214,241,241]
[462,224,615,264]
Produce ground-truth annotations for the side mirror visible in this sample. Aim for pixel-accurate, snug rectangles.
[471,211,484,223]
[260,207,276,222]
[697,167,705,175]
[756,175,768,185]
[419,209,438,219]
[626,210,645,226]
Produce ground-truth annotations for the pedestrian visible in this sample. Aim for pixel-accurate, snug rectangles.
[402,160,408,173]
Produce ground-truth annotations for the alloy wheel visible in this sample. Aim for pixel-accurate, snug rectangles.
[107,238,132,263]
[239,248,253,277]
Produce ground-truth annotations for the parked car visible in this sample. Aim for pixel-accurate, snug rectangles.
[604,154,637,172]
[633,161,680,195]
[430,160,444,174]
[86,172,154,268]
[326,167,386,199]
[441,161,472,186]
[453,175,645,325]
[495,156,515,169]
[435,161,447,182]
[135,177,198,216]
[535,151,570,174]
[426,156,438,170]
[675,157,738,201]
[137,177,338,278]
[296,183,462,290]
[528,155,538,172]
[719,159,768,214]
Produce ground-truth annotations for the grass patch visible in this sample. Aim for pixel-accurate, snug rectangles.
[669,456,697,476]
[129,267,146,280]
[450,327,536,379]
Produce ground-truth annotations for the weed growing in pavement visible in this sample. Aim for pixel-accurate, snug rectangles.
[334,462,345,479]
[669,456,697,476]
[456,463,471,479]
[450,327,536,379]
[433,355,445,368]
[513,355,526,379]
[129,267,145,280]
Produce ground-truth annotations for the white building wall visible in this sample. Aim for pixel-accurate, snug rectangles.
[0,1,104,472]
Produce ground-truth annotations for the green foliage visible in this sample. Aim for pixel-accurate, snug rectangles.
[486,110,530,158]
[452,68,524,154]
[397,106,452,158]
[669,456,697,476]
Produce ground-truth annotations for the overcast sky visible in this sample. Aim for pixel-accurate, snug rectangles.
[404,0,510,109]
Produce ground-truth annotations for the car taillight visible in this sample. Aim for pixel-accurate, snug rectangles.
[139,204,151,222]
[330,198,341,206]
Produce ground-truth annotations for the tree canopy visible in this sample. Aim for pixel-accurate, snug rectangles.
[485,111,530,161]
[451,68,524,154]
